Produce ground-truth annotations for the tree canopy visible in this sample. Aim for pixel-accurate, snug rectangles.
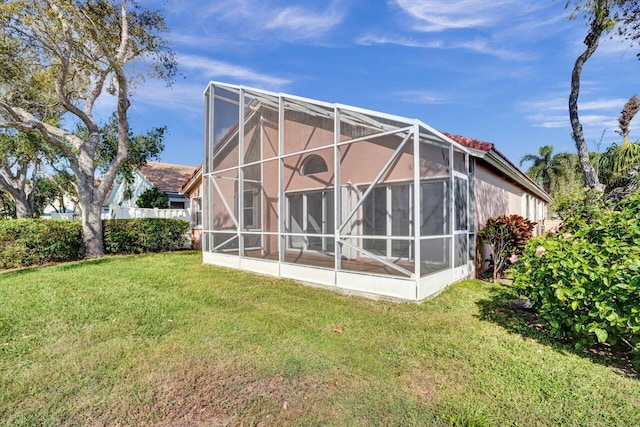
[565,0,640,190]
[0,0,176,256]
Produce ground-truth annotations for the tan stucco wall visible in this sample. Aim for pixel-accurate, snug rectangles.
[474,163,523,229]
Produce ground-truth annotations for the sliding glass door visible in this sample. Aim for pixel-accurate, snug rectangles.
[287,190,334,253]
[362,183,412,259]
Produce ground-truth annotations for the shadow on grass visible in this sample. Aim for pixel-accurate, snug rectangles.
[475,282,639,379]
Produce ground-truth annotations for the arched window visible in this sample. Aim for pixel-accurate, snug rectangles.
[300,154,328,176]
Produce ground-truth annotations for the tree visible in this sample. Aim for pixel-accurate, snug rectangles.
[34,170,78,215]
[520,145,574,196]
[136,186,168,209]
[595,94,640,187]
[566,1,640,190]
[567,1,620,190]
[0,0,176,256]
[96,113,166,201]
[0,188,15,218]
[0,129,54,218]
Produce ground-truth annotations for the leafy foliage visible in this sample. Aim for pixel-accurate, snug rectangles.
[136,186,169,209]
[103,218,190,254]
[520,145,577,196]
[477,214,536,281]
[0,0,177,256]
[0,218,189,269]
[550,187,606,230]
[514,189,640,361]
[95,113,166,197]
[0,219,83,268]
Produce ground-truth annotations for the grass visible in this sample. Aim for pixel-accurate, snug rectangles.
[1,251,640,425]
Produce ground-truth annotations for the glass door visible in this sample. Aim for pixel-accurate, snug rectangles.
[363,183,412,259]
[287,190,334,253]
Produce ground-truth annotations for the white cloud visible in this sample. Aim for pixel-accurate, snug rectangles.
[127,54,291,117]
[522,97,628,113]
[178,54,290,90]
[394,89,449,104]
[130,80,204,116]
[264,4,343,35]
[453,39,527,61]
[357,33,524,60]
[390,0,521,32]
[357,34,444,48]
[203,0,345,41]
[521,94,626,138]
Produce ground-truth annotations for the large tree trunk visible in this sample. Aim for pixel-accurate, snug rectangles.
[77,183,104,257]
[569,5,607,191]
[13,193,33,218]
[0,169,34,218]
[77,139,104,257]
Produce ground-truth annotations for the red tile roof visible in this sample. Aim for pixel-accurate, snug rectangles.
[442,132,494,152]
[179,163,202,194]
[140,161,197,194]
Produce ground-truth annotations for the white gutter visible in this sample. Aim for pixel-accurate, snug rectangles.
[482,150,552,203]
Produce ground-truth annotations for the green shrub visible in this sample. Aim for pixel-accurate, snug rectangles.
[514,190,640,357]
[135,186,169,209]
[103,218,190,254]
[551,187,606,231]
[477,214,536,281]
[0,219,83,269]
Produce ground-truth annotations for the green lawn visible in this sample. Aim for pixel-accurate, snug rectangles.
[1,251,639,426]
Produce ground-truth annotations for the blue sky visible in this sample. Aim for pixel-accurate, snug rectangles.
[122,0,640,169]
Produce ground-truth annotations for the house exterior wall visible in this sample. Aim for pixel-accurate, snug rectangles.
[103,170,152,208]
[474,162,546,231]
[473,161,548,273]
[187,181,203,249]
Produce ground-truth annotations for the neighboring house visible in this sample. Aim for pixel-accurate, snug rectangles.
[103,161,197,210]
[200,82,551,302]
[179,164,203,249]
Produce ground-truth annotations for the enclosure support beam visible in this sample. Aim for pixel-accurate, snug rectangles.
[338,132,412,232]
[334,107,342,273]
[238,88,245,257]
[339,240,413,278]
[278,94,285,266]
[210,175,239,229]
[412,123,421,298]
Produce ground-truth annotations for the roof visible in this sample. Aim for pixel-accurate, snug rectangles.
[179,163,202,194]
[139,161,197,194]
[444,132,551,203]
[443,132,494,152]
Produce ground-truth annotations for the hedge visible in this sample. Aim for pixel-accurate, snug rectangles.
[0,219,83,269]
[103,218,190,254]
[0,218,190,269]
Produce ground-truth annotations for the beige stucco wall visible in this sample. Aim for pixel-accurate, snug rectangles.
[474,161,548,273]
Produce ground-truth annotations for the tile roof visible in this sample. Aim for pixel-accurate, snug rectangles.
[139,161,197,194]
[442,132,494,152]
[179,163,202,194]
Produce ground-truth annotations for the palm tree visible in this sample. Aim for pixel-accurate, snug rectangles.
[596,95,640,188]
[520,145,572,196]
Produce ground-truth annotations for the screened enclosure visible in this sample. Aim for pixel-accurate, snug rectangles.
[202,82,474,301]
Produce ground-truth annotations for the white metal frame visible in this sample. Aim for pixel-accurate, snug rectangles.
[202,82,475,301]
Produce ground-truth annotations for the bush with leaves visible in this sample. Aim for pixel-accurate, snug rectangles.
[0,219,83,268]
[513,189,640,361]
[551,187,606,231]
[136,186,169,209]
[103,218,190,254]
[477,214,536,281]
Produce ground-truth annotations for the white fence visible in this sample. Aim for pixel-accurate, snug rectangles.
[103,206,191,221]
[47,207,191,222]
